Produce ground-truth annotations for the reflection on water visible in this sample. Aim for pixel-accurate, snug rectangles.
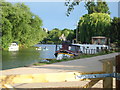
[2,44,61,70]
[36,44,61,59]
[2,48,40,70]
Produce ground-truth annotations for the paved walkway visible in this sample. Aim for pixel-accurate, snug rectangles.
[1,53,119,88]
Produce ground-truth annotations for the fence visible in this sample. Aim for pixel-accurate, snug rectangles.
[0,55,120,89]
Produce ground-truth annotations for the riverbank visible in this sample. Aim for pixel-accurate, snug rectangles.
[33,51,116,66]
[1,53,118,75]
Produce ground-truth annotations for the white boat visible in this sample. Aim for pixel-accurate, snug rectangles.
[8,43,19,51]
[56,53,73,60]
[73,44,109,54]
[36,47,42,50]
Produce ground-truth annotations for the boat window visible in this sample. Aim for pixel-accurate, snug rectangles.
[101,47,103,50]
[96,47,99,49]
[96,47,99,52]
[69,46,76,52]
[87,47,89,48]
[69,46,71,50]
[105,47,107,49]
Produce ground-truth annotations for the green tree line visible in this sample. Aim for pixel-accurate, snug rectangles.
[75,1,120,47]
[1,1,47,49]
[42,28,75,44]
[46,0,120,46]
[1,0,119,49]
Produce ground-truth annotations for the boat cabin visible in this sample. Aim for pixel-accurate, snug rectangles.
[73,44,108,54]
[55,42,80,58]
[8,43,19,51]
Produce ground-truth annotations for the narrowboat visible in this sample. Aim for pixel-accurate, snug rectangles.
[54,42,80,60]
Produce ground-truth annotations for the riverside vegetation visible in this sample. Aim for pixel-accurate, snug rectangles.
[1,0,120,50]
[33,50,115,66]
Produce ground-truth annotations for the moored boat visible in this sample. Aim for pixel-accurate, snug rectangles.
[54,41,80,60]
[8,43,19,51]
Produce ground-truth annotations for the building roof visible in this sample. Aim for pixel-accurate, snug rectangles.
[92,36,106,39]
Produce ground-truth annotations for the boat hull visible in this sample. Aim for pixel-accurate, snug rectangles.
[56,53,74,60]
[8,43,19,51]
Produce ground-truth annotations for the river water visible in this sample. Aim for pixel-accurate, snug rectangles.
[1,44,61,70]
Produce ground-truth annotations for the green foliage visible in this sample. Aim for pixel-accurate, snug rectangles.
[85,1,110,14]
[65,0,110,16]
[43,28,75,44]
[78,13,111,43]
[110,17,120,47]
[1,1,47,49]
[62,28,75,42]
[46,28,62,44]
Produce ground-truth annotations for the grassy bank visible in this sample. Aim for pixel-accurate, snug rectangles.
[33,51,115,66]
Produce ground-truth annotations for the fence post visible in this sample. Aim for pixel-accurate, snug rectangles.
[116,55,120,90]
[103,60,113,89]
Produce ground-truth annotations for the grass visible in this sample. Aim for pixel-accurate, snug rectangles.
[33,51,116,66]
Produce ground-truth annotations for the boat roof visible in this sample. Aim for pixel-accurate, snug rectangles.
[73,44,108,47]
[92,36,106,39]
[69,44,80,47]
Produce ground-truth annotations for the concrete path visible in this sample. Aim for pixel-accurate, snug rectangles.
[1,53,119,88]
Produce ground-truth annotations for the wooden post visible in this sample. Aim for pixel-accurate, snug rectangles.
[55,44,57,51]
[103,61,113,89]
[116,55,120,90]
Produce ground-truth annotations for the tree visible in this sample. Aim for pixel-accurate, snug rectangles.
[46,28,62,44]
[1,1,47,49]
[43,28,75,44]
[110,17,120,47]
[65,0,110,16]
[62,28,75,42]
[1,2,13,48]
[85,1,110,14]
[78,13,111,43]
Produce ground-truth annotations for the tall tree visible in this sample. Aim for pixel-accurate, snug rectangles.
[46,28,62,44]
[65,0,110,16]
[110,17,120,47]
[1,2,13,48]
[62,28,75,42]
[78,13,111,43]
[1,1,47,48]
[43,28,75,44]
[85,1,110,14]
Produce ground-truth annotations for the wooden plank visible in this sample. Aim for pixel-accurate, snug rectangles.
[81,79,100,88]
[103,61,113,89]
[116,55,120,90]
[0,71,105,88]
[3,84,14,88]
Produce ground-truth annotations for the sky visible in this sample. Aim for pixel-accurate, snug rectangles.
[7,0,119,30]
